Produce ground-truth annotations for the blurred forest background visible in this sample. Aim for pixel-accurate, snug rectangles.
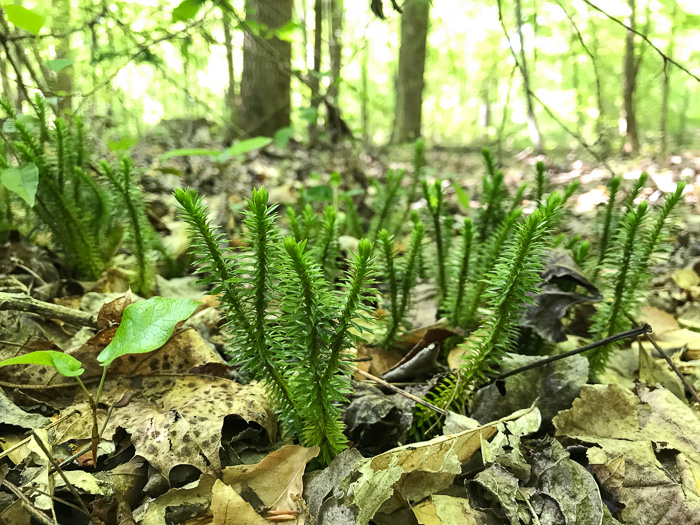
[2,0,699,159]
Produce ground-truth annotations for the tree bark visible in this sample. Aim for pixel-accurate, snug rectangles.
[659,4,677,155]
[621,0,639,154]
[0,49,11,104]
[361,37,369,145]
[239,0,293,137]
[328,0,343,103]
[394,0,430,143]
[306,0,323,144]
[54,0,72,113]
[223,7,237,140]
[514,0,543,154]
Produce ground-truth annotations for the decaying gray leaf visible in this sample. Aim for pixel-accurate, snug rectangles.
[554,383,700,523]
[471,352,588,424]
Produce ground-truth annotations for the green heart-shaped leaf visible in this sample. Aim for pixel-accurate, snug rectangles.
[0,351,84,377]
[97,297,199,367]
[1,163,39,206]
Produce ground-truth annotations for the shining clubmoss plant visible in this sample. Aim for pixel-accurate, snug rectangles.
[378,220,425,348]
[591,175,622,281]
[175,187,376,463]
[421,178,453,304]
[313,205,340,281]
[421,193,563,419]
[461,208,523,327]
[534,161,548,203]
[476,148,507,241]
[0,95,157,289]
[587,202,649,374]
[587,182,685,375]
[99,157,159,295]
[446,217,475,327]
[369,168,406,240]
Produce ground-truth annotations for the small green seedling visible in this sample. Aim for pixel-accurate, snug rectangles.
[0,296,199,463]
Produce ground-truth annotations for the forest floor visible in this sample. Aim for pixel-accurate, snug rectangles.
[1,127,700,524]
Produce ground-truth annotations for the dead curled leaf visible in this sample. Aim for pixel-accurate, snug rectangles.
[222,445,319,524]
[101,376,276,481]
[554,383,700,524]
[305,407,536,525]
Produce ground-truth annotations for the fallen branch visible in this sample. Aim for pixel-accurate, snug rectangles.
[350,365,448,416]
[489,324,651,383]
[644,332,700,405]
[0,292,98,329]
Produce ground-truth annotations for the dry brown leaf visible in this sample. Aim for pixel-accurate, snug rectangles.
[102,376,275,480]
[672,268,700,290]
[211,479,269,525]
[638,305,679,334]
[222,445,318,524]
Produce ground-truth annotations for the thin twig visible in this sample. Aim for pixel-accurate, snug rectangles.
[489,324,651,383]
[52,403,114,474]
[31,432,92,517]
[644,332,700,405]
[2,479,57,525]
[581,0,700,83]
[350,365,448,416]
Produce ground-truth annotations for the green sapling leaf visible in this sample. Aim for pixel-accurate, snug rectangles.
[4,5,45,35]
[1,163,39,206]
[97,297,199,367]
[0,351,84,377]
[224,136,273,159]
[43,58,74,73]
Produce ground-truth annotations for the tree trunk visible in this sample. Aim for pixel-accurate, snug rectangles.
[571,35,585,136]
[394,0,430,143]
[361,38,369,146]
[54,0,72,113]
[239,0,293,137]
[514,0,543,154]
[621,0,639,154]
[223,8,237,140]
[676,88,689,148]
[328,0,343,103]
[659,4,677,155]
[0,50,11,104]
[308,0,322,144]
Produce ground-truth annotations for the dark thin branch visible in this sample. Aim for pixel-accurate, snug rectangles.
[581,0,700,83]
[31,432,92,518]
[644,332,700,405]
[496,0,617,175]
[488,324,651,383]
[553,0,605,133]
[2,479,57,525]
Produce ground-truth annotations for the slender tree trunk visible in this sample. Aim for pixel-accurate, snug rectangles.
[676,88,689,148]
[54,0,72,113]
[308,0,322,144]
[328,0,343,103]
[394,0,430,143]
[361,38,369,146]
[571,35,585,136]
[621,0,639,154]
[587,14,606,148]
[223,8,237,140]
[478,78,491,130]
[514,0,543,154]
[659,4,677,155]
[0,50,11,103]
[239,0,293,137]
